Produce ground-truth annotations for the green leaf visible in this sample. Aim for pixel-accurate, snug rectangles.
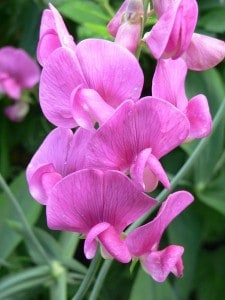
[167,208,202,300]
[197,172,225,217]
[77,22,112,39]
[129,266,176,300]
[0,172,42,259]
[199,8,225,33]
[58,0,109,25]
[194,247,225,300]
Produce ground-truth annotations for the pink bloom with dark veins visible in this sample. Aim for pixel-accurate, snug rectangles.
[125,191,194,282]
[46,169,157,263]
[84,98,189,192]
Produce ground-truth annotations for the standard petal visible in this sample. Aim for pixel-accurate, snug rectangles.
[183,33,225,71]
[186,94,212,139]
[46,169,156,234]
[76,39,144,107]
[125,191,194,256]
[39,47,85,127]
[152,58,188,111]
[141,245,184,282]
[71,86,115,129]
[85,98,189,172]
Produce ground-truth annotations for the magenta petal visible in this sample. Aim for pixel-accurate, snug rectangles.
[84,222,110,259]
[183,33,225,71]
[37,5,76,66]
[141,245,184,282]
[186,94,212,139]
[0,77,21,100]
[107,0,129,36]
[47,169,156,234]
[39,47,85,127]
[146,153,170,191]
[98,225,131,263]
[152,58,188,110]
[4,101,29,122]
[28,163,62,205]
[71,86,115,129]
[76,39,144,107]
[125,191,194,256]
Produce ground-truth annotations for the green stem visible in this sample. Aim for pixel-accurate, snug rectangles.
[0,173,51,265]
[50,262,67,300]
[59,232,80,258]
[88,98,225,299]
[71,252,101,300]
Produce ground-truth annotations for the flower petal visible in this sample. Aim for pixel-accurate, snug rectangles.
[152,58,188,111]
[39,47,85,127]
[186,94,212,139]
[107,0,129,36]
[46,169,156,234]
[4,101,29,122]
[183,33,225,71]
[71,86,115,129]
[125,191,194,256]
[76,39,144,107]
[141,245,184,282]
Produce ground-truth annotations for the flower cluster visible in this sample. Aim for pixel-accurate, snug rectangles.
[0,47,40,121]
[26,1,224,282]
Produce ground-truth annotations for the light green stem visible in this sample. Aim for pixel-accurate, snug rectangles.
[0,173,51,265]
[50,262,67,300]
[71,252,101,300]
[59,232,80,258]
[88,98,225,299]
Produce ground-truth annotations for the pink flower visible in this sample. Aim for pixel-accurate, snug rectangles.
[145,0,225,70]
[46,169,157,262]
[152,58,212,139]
[0,47,40,100]
[26,127,93,204]
[84,98,189,192]
[108,0,144,54]
[40,38,144,129]
[37,3,76,66]
[4,101,29,122]
[125,191,194,282]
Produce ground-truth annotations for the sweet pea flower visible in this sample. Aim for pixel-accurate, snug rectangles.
[107,0,144,54]
[37,3,76,66]
[145,0,225,70]
[0,47,40,100]
[46,169,157,263]
[40,38,144,129]
[26,127,93,204]
[84,98,189,192]
[125,191,194,282]
[152,58,212,139]
[4,101,29,122]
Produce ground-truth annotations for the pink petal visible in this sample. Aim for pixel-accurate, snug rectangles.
[107,0,129,36]
[0,47,40,92]
[47,169,156,233]
[37,4,76,66]
[130,148,170,192]
[186,94,212,139]
[39,47,85,127]
[98,224,131,263]
[146,0,198,59]
[0,76,21,100]
[152,58,188,111]
[141,245,184,282]
[125,191,194,256]
[84,98,189,171]
[183,33,225,71]
[84,222,110,259]
[76,39,144,107]
[26,127,92,203]
[4,101,29,122]
[71,86,114,129]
